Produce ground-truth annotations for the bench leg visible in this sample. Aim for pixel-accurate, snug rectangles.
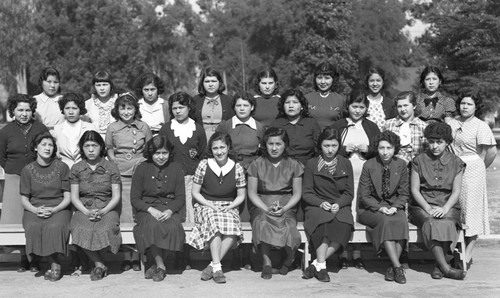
[455,229,468,271]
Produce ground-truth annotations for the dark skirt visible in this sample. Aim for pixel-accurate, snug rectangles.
[134,211,185,253]
[358,209,409,253]
[23,209,71,260]
[409,206,461,253]
[70,209,122,254]
[309,218,352,252]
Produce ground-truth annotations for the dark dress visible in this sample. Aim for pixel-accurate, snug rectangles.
[409,151,465,252]
[130,161,186,253]
[253,94,280,129]
[20,160,71,259]
[302,156,354,251]
[358,156,410,253]
[247,157,304,250]
[69,159,122,254]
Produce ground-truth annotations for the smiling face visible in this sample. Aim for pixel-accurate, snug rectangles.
[152,147,170,167]
[315,74,333,92]
[424,72,441,93]
[171,101,190,123]
[266,136,285,160]
[13,102,33,124]
[94,82,111,99]
[36,138,54,160]
[211,139,229,166]
[321,139,339,162]
[142,83,158,104]
[348,102,367,122]
[63,101,81,123]
[459,97,476,119]
[428,138,448,157]
[234,98,253,122]
[396,98,415,122]
[82,141,101,162]
[203,76,220,96]
[378,140,395,162]
[118,103,136,123]
[259,77,276,95]
[42,75,60,97]
[283,96,302,120]
[368,73,384,95]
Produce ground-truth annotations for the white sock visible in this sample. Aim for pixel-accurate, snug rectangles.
[316,262,326,270]
[311,259,319,271]
[212,262,222,272]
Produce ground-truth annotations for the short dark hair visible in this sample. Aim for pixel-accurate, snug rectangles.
[78,130,107,159]
[394,91,421,117]
[342,89,370,118]
[254,68,279,95]
[134,72,166,98]
[231,91,256,116]
[168,92,197,120]
[58,92,87,115]
[31,131,58,158]
[313,62,339,92]
[456,91,484,118]
[38,67,62,93]
[197,68,226,96]
[277,89,311,118]
[111,93,142,120]
[316,127,340,152]
[424,122,453,144]
[261,127,289,159]
[7,94,37,118]
[419,66,444,89]
[92,71,115,94]
[206,131,235,160]
[376,130,401,155]
[143,135,174,163]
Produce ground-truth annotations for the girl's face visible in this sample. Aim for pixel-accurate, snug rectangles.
[428,138,448,157]
[211,139,229,166]
[234,98,253,121]
[348,102,367,122]
[63,101,81,123]
[36,138,54,160]
[171,101,190,123]
[321,139,339,161]
[316,74,333,92]
[259,77,276,96]
[424,72,441,93]
[82,141,101,162]
[203,76,220,96]
[42,75,60,97]
[396,98,415,122]
[118,103,136,123]
[142,83,158,103]
[459,97,476,119]
[378,140,395,162]
[266,136,285,160]
[13,102,33,124]
[95,82,111,99]
[283,96,302,119]
[368,73,384,95]
[152,147,170,167]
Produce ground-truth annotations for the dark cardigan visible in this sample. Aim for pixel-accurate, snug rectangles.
[330,118,381,160]
[192,94,234,124]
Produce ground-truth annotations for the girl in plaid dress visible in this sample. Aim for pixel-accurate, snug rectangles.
[187,132,246,283]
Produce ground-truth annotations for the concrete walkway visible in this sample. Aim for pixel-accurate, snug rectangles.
[0,239,499,298]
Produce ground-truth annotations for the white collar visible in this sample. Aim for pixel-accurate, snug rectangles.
[231,116,257,130]
[171,118,196,144]
[139,97,164,106]
[207,158,235,177]
[37,92,60,103]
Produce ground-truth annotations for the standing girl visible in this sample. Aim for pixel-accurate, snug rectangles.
[135,72,170,135]
[33,67,65,130]
[364,67,397,130]
[252,68,281,129]
[416,66,456,123]
[85,71,118,139]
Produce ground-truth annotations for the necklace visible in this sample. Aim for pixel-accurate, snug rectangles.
[319,91,330,98]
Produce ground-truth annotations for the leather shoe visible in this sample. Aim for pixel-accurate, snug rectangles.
[213,270,226,284]
[354,258,365,270]
[443,267,466,280]
[394,266,406,284]
[384,266,394,282]
[200,264,213,281]
[339,258,349,269]
[431,265,443,279]
[152,267,166,282]
[131,260,141,271]
[261,265,272,280]
[302,265,315,279]
[144,265,157,280]
[315,269,330,282]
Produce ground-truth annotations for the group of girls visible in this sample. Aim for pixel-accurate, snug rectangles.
[0,63,496,285]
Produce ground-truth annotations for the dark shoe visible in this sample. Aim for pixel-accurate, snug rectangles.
[200,264,213,281]
[443,267,466,280]
[49,269,62,282]
[431,266,443,279]
[279,263,293,275]
[213,270,226,284]
[394,266,406,284]
[152,267,166,282]
[385,266,394,282]
[315,269,330,282]
[145,265,157,280]
[302,265,316,279]
[29,257,40,272]
[44,270,52,280]
[131,260,141,271]
[120,261,132,272]
[17,256,29,273]
[261,265,272,280]
[339,258,349,270]
[354,258,365,270]
[90,266,107,281]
